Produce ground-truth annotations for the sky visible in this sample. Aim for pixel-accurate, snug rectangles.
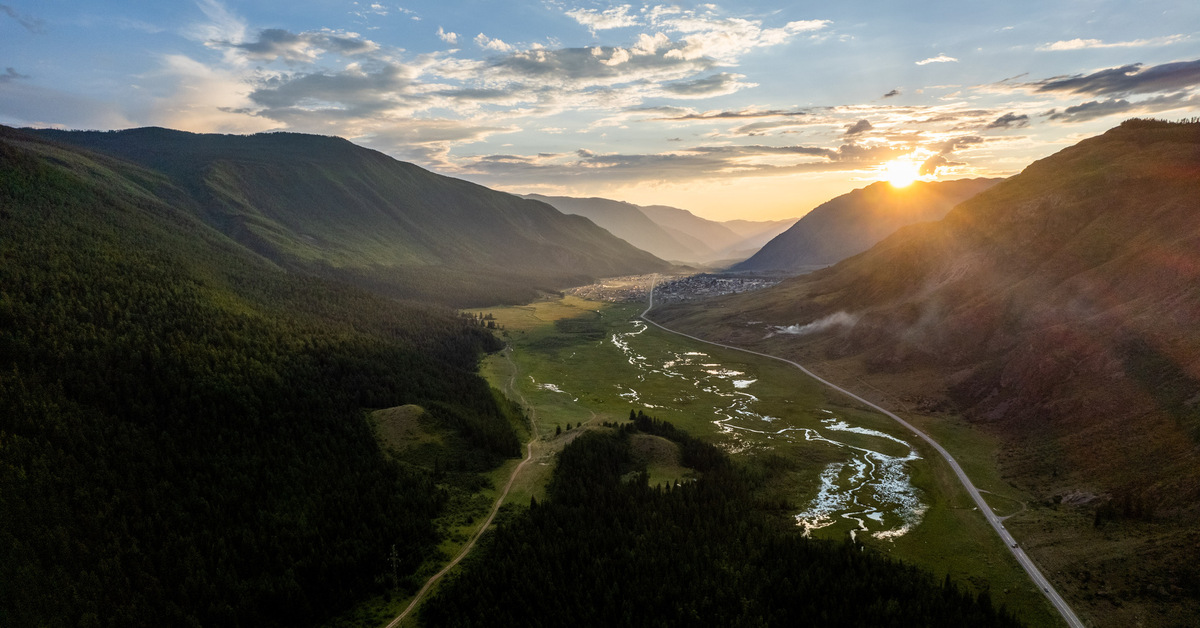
[2,1,1199,221]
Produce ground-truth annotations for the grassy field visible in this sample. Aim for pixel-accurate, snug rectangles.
[469,294,1064,627]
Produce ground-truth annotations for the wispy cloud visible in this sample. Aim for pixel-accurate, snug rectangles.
[916,54,957,65]
[1044,92,1196,123]
[1037,34,1185,51]
[0,67,29,83]
[985,112,1029,129]
[1029,59,1200,96]
[0,3,45,33]
[565,4,638,32]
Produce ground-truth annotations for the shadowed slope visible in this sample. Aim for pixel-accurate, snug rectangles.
[33,127,669,306]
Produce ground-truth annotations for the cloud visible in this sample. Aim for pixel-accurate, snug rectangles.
[247,62,423,121]
[475,33,513,52]
[659,15,830,63]
[0,3,45,33]
[919,153,960,175]
[189,0,247,45]
[661,72,752,98]
[985,112,1029,129]
[655,108,808,121]
[220,28,380,63]
[1037,34,1185,51]
[1029,59,1200,97]
[1044,92,1195,123]
[883,88,901,98]
[916,54,957,65]
[0,67,29,83]
[437,27,458,44]
[565,5,639,32]
[845,118,873,136]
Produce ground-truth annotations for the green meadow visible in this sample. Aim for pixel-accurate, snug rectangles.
[471,295,1063,627]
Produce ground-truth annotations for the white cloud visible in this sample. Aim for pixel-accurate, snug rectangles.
[437,26,458,44]
[566,5,639,32]
[916,54,957,65]
[1037,34,1185,51]
[475,33,512,52]
[187,0,247,47]
[632,32,670,56]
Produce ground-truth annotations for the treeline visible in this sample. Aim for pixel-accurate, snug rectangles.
[421,413,1022,627]
[0,128,519,625]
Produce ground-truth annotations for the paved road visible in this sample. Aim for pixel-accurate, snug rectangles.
[640,276,1085,628]
[384,347,538,628]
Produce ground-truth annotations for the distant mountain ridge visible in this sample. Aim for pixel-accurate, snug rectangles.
[31,127,669,305]
[731,178,1000,273]
[522,193,795,265]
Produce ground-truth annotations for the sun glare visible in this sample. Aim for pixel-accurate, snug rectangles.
[883,158,921,188]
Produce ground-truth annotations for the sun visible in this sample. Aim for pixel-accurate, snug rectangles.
[882,158,921,188]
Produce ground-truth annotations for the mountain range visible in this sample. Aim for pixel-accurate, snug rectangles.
[649,118,1200,625]
[731,178,1000,273]
[30,127,669,306]
[522,193,795,265]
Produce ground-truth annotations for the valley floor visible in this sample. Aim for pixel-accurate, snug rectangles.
[452,290,1063,627]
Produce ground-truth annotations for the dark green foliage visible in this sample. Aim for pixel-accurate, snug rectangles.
[421,416,1022,627]
[0,127,518,625]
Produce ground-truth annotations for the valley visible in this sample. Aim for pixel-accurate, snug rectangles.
[451,285,1063,627]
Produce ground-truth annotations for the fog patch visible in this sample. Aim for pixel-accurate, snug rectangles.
[770,312,860,337]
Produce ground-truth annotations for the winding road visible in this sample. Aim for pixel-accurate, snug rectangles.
[639,276,1085,628]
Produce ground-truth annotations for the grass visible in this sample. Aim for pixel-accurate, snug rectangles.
[469,294,1065,628]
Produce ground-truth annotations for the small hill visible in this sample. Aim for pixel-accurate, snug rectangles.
[32,128,669,306]
[731,178,999,273]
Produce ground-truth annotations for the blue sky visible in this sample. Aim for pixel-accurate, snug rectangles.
[3,1,1198,220]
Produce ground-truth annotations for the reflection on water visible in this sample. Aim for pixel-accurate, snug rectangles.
[609,318,925,540]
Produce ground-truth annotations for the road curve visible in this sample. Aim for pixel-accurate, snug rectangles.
[639,276,1085,628]
[384,347,537,628]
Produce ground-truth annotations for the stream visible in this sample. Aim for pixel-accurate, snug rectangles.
[610,318,926,541]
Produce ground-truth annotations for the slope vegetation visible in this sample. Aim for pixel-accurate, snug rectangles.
[732,178,999,273]
[0,127,521,626]
[32,128,668,306]
[650,119,1200,625]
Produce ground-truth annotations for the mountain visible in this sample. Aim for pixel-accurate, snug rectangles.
[636,204,743,257]
[0,125,527,625]
[30,127,669,306]
[523,194,798,265]
[731,178,999,273]
[649,119,1200,625]
[521,193,701,263]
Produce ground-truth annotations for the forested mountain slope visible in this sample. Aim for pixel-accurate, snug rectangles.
[31,127,669,306]
[650,119,1200,624]
[0,126,521,626]
[732,178,999,273]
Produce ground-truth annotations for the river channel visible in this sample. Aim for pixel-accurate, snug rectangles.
[609,318,926,541]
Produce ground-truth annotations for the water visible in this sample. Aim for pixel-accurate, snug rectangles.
[609,318,925,541]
